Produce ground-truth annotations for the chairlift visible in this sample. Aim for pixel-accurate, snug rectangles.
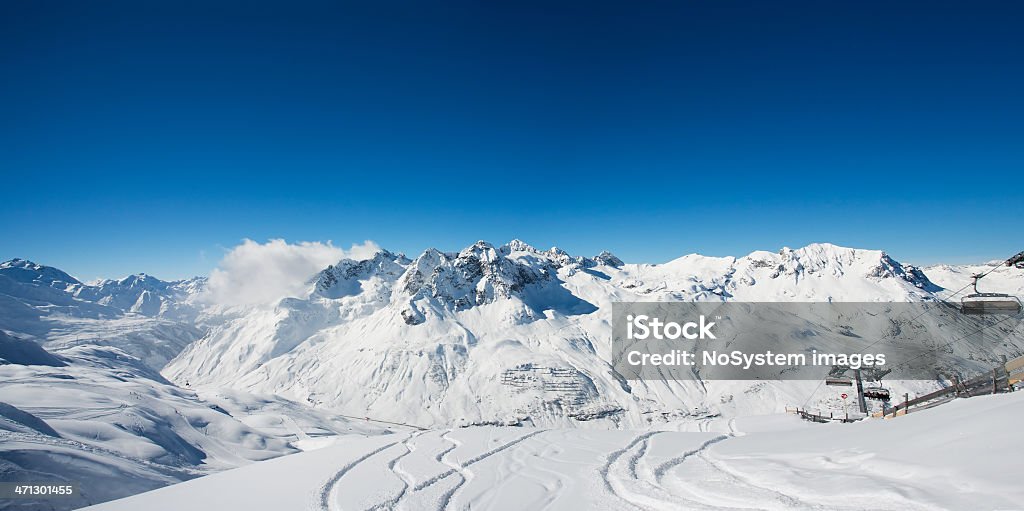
[863,387,890,401]
[825,377,853,386]
[960,274,1022,316]
[1006,251,1024,268]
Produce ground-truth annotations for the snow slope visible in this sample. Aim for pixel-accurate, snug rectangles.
[0,336,390,510]
[84,390,1024,511]
[925,261,1024,299]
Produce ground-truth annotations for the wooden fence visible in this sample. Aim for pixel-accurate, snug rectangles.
[785,406,860,423]
[877,354,1022,419]
[788,353,1024,423]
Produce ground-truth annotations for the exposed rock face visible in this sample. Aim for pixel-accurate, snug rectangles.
[593,250,625,268]
[312,250,409,299]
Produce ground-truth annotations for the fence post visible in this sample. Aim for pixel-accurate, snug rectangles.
[904,393,910,415]
[854,368,867,414]
[993,368,998,395]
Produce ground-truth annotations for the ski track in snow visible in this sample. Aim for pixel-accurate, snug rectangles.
[503,435,566,511]
[602,430,733,511]
[315,436,406,511]
[80,390,1024,511]
[434,430,468,511]
[598,432,657,510]
[434,429,545,511]
[366,430,425,511]
[691,451,821,510]
[602,430,731,510]
[651,435,730,484]
[364,432,419,511]
[457,430,545,468]
[410,430,460,492]
[326,429,547,511]
[655,421,827,511]
[310,418,847,511]
[597,417,825,511]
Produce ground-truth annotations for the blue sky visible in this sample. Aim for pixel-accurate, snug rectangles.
[2,1,1022,280]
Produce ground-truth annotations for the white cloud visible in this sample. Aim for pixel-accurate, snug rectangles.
[203,239,381,306]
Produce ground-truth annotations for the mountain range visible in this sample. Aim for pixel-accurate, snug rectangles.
[2,241,1023,509]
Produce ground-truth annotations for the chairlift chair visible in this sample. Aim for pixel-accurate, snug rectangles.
[960,274,1022,316]
[1006,251,1024,268]
[863,387,890,401]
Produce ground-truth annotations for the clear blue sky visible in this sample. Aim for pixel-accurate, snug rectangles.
[2,1,1022,280]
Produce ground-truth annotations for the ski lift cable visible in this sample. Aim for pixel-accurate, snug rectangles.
[849,253,1016,358]
[801,278,974,408]
[880,313,1015,374]
[866,251,1022,355]
[959,257,1023,314]
[800,250,1022,409]
[848,251,1020,362]
[800,311,1018,409]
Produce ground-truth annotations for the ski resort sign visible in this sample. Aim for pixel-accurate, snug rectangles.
[612,302,1022,381]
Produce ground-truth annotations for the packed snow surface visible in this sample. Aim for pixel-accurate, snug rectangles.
[86,391,1024,511]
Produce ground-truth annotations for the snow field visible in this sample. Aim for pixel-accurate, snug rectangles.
[85,392,1024,511]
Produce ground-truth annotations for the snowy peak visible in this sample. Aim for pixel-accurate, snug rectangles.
[104,273,169,291]
[72,273,204,319]
[458,240,501,261]
[426,240,547,308]
[0,258,204,324]
[784,243,879,275]
[312,250,408,299]
[544,246,588,268]
[396,248,450,297]
[306,240,940,319]
[501,238,538,254]
[775,243,937,289]
[593,250,624,268]
[0,258,81,289]
[393,240,601,324]
[622,243,942,302]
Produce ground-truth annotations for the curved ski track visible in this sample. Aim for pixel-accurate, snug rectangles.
[317,430,545,511]
[316,420,829,511]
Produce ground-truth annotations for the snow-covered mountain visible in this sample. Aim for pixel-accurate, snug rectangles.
[164,241,1020,429]
[0,258,206,368]
[74,273,206,321]
[0,332,388,510]
[925,260,1024,299]
[3,242,1023,510]
[0,259,291,509]
[0,259,205,320]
